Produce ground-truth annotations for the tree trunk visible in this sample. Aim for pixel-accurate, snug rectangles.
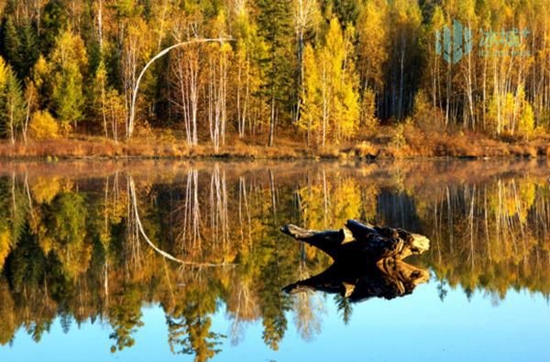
[268,89,275,147]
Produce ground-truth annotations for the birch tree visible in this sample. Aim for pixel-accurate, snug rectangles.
[293,0,320,121]
[49,29,88,133]
[170,10,204,146]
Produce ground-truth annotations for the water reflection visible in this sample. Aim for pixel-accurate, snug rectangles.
[284,258,429,303]
[0,160,549,361]
[281,221,430,303]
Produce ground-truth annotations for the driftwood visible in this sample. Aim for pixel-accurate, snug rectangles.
[281,220,430,301]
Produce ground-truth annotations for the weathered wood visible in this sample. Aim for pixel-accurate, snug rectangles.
[281,220,430,301]
[281,219,429,262]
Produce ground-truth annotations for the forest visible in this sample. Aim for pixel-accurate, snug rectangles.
[0,161,549,361]
[0,0,549,155]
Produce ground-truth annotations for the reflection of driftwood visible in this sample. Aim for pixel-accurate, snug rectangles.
[283,257,429,302]
[281,220,430,301]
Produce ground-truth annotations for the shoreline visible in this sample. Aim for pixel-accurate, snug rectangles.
[0,132,549,161]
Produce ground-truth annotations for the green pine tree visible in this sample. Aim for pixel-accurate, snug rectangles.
[0,57,26,143]
[256,0,296,146]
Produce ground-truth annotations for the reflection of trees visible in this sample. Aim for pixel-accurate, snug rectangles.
[108,283,144,352]
[42,191,90,279]
[417,179,550,299]
[5,224,56,343]
[295,286,324,339]
[165,269,225,362]
[0,163,549,360]
[297,169,375,231]
[0,280,16,344]
[178,169,201,254]
[0,173,27,270]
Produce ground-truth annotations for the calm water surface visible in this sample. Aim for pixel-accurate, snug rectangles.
[0,159,549,362]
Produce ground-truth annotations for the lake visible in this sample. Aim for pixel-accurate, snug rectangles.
[0,159,549,362]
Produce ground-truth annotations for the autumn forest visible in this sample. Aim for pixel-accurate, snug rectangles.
[0,0,549,156]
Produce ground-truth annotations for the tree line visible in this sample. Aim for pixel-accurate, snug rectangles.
[0,0,549,148]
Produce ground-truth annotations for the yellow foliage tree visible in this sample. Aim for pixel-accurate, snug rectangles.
[361,87,378,131]
[297,44,321,145]
[49,30,88,133]
[29,110,59,139]
[519,102,535,138]
[357,0,388,90]
[300,17,360,146]
[487,85,535,137]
